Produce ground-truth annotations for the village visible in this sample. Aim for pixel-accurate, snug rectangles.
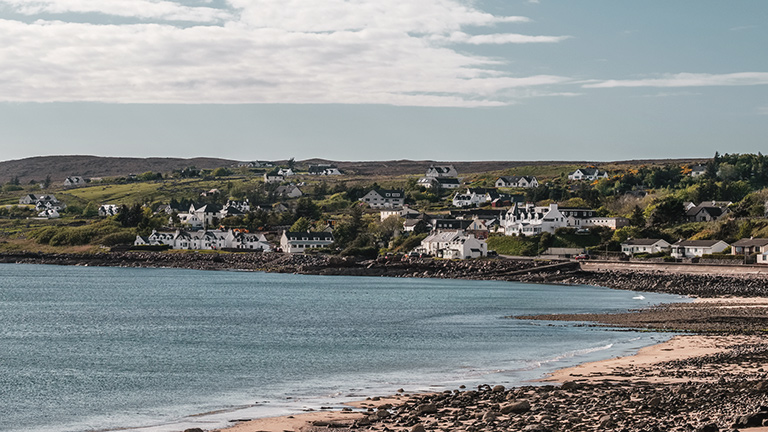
[4,154,768,265]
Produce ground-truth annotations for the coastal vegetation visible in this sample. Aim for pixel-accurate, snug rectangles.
[1,153,768,257]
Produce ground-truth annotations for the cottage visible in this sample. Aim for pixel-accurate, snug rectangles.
[98,204,120,217]
[275,185,303,198]
[416,230,487,259]
[280,231,334,253]
[63,176,87,187]
[690,165,707,177]
[277,168,295,177]
[567,168,609,181]
[380,206,420,221]
[425,165,458,178]
[670,240,730,258]
[731,238,768,256]
[495,176,539,189]
[685,201,731,222]
[621,239,672,256]
[359,189,405,209]
[37,208,60,218]
[264,172,284,184]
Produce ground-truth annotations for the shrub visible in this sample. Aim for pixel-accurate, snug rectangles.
[100,231,138,246]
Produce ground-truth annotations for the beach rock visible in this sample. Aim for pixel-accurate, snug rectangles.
[411,424,426,432]
[183,429,204,432]
[492,385,505,392]
[416,404,438,415]
[501,400,531,414]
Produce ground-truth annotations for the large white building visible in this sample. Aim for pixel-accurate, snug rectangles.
[280,231,334,253]
[503,203,628,236]
[135,229,272,251]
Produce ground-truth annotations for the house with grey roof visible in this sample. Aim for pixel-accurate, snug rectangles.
[670,240,729,258]
[567,168,609,181]
[495,176,539,188]
[685,201,731,222]
[359,189,405,209]
[731,238,768,256]
[620,239,672,256]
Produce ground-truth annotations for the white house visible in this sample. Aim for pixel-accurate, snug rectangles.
[730,238,768,256]
[690,165,707,177]
[38,208,60,218]
[495,176,539,188]
[98,204,120,217]
[503,203,628,236]
[275,185,303,198]
[416,230,487,259]
[264,172,284,184]
[380,206,420,221]
[685,202,731,222]
[425,165,458,178]
[621,239,672,256]
[177,213,204,227]
[135,229,272,251]
[224,199,251,213]
[670,240,730,258]
[277,168,295,177]
[63,176,87,187]
[280,231,334,253]
[568,168,609,181]
[359,189,405,209]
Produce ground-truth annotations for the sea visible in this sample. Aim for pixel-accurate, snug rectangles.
[0,263,689,432]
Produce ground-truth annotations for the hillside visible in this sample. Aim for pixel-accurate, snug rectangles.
[0,155,238,183]
[0,155,705,183]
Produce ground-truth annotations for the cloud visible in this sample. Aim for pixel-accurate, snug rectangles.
[434,32,570,44]
[584,72,768,88]
[0,1,572,107]
[0,0,231,22]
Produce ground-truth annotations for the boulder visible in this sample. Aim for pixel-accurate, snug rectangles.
[501,400,531,414]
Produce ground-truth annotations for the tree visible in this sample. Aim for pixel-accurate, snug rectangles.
[212,167,231,177]
[82,202,99,218]
[290,217,312,232]
[287,157,296,170]
[629,205,645,227]
[647,197,685,226]
[294,197,321,220]
[43,175,51,189]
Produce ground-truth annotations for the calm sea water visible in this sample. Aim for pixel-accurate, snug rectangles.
[0,263,687,432]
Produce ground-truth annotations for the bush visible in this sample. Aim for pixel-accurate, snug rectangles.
[340,246,379,259]
[100,231,138,246]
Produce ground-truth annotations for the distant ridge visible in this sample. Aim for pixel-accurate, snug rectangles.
[0,155,237,183]
[0,155,706,183]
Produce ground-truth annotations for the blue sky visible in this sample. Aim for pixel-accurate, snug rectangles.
[0,0,766,162]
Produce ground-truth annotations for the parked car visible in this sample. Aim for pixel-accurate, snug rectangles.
[487,250,498,257]
[574,254,590,260]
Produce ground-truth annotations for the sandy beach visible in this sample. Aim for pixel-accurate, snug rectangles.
[207,298,768,432]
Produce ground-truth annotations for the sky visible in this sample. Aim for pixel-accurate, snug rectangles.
[0,0,766,162]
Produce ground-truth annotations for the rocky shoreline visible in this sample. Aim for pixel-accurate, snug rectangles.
[3,250,768,298]
[220,337,768,432]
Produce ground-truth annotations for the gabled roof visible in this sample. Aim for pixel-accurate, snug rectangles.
[368,189,404,198]
[673,240,728,247]
[436,178,460,185]
[284,231,334,241]
[622,238,668,246]
[731,238,768,247]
